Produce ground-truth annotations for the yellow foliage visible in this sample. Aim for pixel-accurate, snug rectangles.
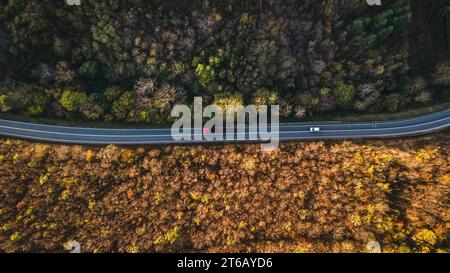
[121,149,135,163]
[415,148,437,162]
[342,161,355,172]
[154,226,180,245]
[88,200,96,209]
[413,229,438,247]
[86,150,96,162]
[126,245,140,253]
[349,214,362,227]
[341,241,355,252]
[226,236,236,246]
[60,189,71,200]
[10,232,21,242]
[243,158,255,171]
[438,173,450,184]
[154,192,164,204]
[240,13,250,24]
[376,152,394,163]
[283,222,293,233]
[39,174,49,185]
[298,209,309,220]
[33,143,49,159]
[374,216,394,232]
[293,247,308,253]
[377,182,391,192]
[190,191,201,201]
[353,152,364,165]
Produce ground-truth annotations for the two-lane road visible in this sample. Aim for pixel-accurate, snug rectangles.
[0,108,449,145]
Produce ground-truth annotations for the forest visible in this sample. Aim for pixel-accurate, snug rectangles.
[0,0,449,125]
[0,134,448,252]
[0,1,449,254]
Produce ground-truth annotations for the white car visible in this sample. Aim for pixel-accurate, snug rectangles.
[310,127,320,132]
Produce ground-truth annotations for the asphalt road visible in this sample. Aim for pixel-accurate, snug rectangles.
[0,108,449,145]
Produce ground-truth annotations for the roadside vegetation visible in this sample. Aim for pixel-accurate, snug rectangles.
[0,0,449,125]
[0,134,448,253]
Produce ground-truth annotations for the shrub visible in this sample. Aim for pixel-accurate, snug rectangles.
[54,62,74,84]
[413,229,438,247]
[414,91,432,104]
[135,78,156,96]
[354,100,366,111]
[27,93,50,115]
[212,92,244,113]
[152,84,186,114]
[80,103,104,120]
[279,99,294,117]
[112,91,136,120]
[78,61,98,79]
[404,77,428,95]
[433,62,450,86]
[104,86,123,102]
[294,105,307,119]
[386,93,403,112]
[195,64,216,88]
[59,90,87,112]
[252,89,279,106]
[333,81,355,108]
[0,94,11,112]
[297,93,319,109]
[317,95,336,112]
[5,89,28,112]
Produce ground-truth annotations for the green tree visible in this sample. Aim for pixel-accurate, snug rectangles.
[195,63,216,89]
[0,94,11,112]
[79,61,98,79]
[80,103,104,120]
[27,93,50,115]
[104,86,123,102]
[112,91,135,120]
[386,93,403,112]
[59,90,87,112]
[333,81,355,108]
[354,100,366,111]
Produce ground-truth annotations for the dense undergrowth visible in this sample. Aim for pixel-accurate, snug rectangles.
[0,0,449,125]
[0,134,448,253]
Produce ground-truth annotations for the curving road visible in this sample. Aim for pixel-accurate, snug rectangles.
[0,108,449,145]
